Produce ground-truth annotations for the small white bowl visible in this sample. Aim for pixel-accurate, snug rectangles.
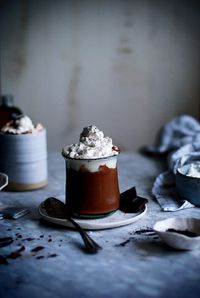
[153,217,200,250]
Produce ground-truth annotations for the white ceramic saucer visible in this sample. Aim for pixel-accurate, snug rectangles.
[38,201,147,230]
[0,173,8,191]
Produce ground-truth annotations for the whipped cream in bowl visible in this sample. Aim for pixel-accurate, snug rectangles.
[1,115,44,135]
[176,162,200,206]
[0,114,47,191]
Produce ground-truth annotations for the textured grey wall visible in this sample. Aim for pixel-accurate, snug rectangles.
[1,0,200,151]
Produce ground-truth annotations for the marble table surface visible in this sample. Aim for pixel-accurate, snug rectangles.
[1,152,200,298]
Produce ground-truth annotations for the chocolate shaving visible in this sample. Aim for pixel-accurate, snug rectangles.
[47,254,58,258]
[7,245,25,259]
[23,237,35,241]
[31,246,45,253]
[120,187,148,213]
[36,256,44,259]
[0,237,13,247]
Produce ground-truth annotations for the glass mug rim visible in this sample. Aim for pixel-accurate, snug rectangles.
[62,150,120,161]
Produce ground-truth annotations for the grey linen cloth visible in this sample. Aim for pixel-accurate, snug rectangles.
[146,115,200,211]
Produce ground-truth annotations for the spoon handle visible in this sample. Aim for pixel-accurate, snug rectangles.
[68,217,102,253]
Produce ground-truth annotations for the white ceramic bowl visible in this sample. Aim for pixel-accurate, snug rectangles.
[153,217,200,250]
[0,130,48,191]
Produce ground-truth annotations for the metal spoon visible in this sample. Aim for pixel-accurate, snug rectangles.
[43,197,102,254]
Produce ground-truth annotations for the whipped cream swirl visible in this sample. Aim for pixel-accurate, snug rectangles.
[63,125,119,159]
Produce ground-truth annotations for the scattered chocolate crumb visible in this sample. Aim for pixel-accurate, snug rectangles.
[60,239,63,242]
[39,235,44,238]
[7,245,25,259]
[0,237,13,247]
[7,228,12,231]
[31,246,45,253]
[16,235,22,239]
[24,237,35,241]
[48,239,52,242]
[115,239,131,247]
[58,245,61,247]
[48,235,52,238]
[0,255,8,265]
[17,227,21,230]
[36,256,44,259]
[15,233,20,236]
[134,229,155,235]
[47,254,58,258]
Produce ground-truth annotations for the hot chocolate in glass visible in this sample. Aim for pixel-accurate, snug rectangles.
[62,125,120,218]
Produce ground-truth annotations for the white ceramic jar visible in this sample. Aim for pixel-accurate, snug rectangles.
[0,129,48,191]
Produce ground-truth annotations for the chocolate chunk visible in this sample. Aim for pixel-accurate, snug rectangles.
[39,235,44,238]
[120,187,148,213]
[24,237,35,241]
[48,239,52,242]
[31,246,45,253]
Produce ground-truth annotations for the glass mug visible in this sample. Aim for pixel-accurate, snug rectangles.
[62,153,120,218]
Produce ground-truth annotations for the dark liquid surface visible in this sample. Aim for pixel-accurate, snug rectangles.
[66,165,120,217]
